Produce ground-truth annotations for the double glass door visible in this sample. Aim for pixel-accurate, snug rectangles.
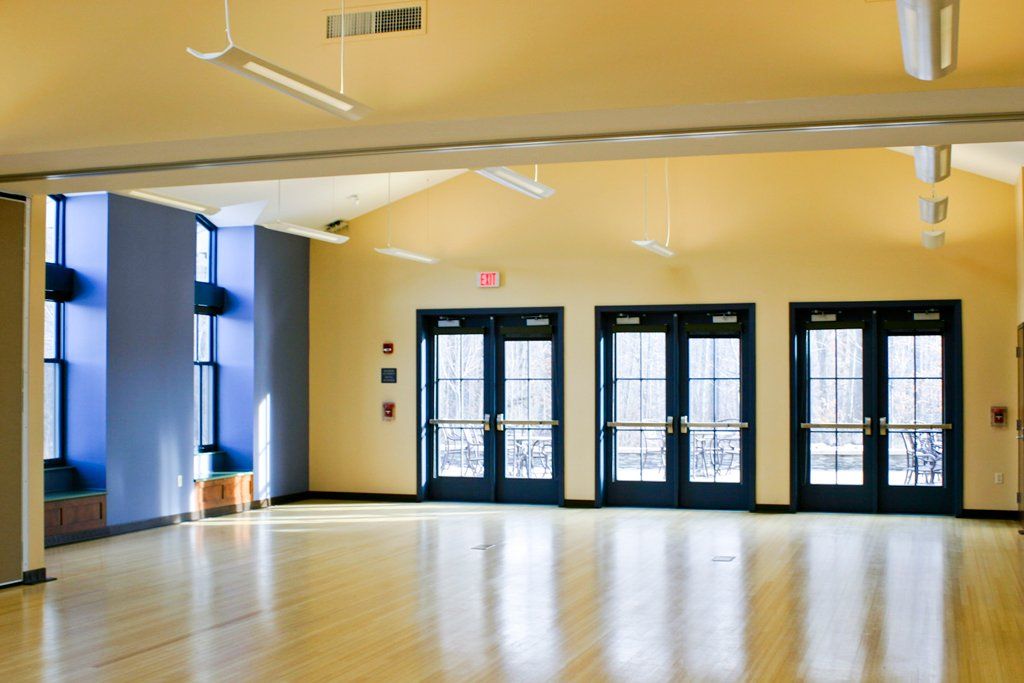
[598,306,755,509]
[423,310,562,504]
[794,303,959,514]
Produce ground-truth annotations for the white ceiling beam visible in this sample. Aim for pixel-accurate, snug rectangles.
[2,87,1023,194]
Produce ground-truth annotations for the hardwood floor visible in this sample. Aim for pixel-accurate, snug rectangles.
[2,502,1022,682]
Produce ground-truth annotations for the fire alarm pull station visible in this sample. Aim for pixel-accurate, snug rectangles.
[383,402,395,421]
[991,406,1007,427]
[383,342,394,355]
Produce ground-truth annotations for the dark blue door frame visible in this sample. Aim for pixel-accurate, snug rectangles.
[789,300,964,516]
[417,307,565,506]
[594,304,757,511]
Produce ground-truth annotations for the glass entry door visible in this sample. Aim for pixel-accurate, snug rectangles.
[422,309,563,504]
[794,303,960,514]
[598,306,755,509]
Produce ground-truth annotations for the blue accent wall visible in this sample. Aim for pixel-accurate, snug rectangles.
[216,226,255,473]
[60,205,309,526]
[254,228,309,499]
[64,194,109,490]
[104,195,195,525]
[64,194,194,516]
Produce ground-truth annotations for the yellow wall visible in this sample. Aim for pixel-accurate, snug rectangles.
[310,149,1018,510]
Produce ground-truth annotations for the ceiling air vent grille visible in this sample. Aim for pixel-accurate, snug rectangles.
[326,4,424,39]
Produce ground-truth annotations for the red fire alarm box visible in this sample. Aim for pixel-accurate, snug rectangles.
[991,406,1007,426]
[383,341,394,355]
[383,402,395,421]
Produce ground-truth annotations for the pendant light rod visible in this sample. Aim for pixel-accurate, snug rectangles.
[633,157,675,257]
[642,159,649,241]
[385,172,392,247]
[223,0,234,46]
[664,157,671,249]
[339,0,346,93]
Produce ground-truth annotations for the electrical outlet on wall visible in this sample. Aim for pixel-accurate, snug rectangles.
[177,474,184,488]
[994,472,1004,485]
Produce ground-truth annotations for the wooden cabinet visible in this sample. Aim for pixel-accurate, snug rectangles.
[45,493,107,537]
[194,473,253,512]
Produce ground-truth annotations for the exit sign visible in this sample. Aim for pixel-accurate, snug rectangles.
[478,271,501,288]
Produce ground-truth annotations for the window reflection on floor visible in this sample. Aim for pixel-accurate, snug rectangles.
[801,523,870,678]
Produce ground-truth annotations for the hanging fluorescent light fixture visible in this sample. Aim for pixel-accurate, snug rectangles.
[919,192,949,224]
[913,144,952,183]
[262,220,348,243]
[896,0,959,81]
[374,173,439,264]
[259,181,348,244]
[187,1,370,120]
[921,230,946,249]
[123,190,220,215]
[632,240,676,257]
[476,166,555,199]
[632,159,675,258]
[374,246,439,264]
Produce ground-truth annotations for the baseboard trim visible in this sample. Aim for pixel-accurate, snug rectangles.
[269,491,313,506]
[959,509,1019,520]
[45,501,265,548]
[562,499,597,508]
[754,504,793,513]
[303,491,420,503]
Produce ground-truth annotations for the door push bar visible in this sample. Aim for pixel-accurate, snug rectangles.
[606,418,675,434]
[678,416,749,434]
[495,413,560,431]
[800,417,873,435]
[878,417,952,436]
[429,415,492,432]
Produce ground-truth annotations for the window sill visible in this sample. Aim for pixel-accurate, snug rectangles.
[44,489,106,503]
[194,471,252,483]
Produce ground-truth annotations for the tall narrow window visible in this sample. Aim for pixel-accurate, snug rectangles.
[43,196,66,463]
[196,218,213,283]
[194,313,216,451]
[194,217,217,452]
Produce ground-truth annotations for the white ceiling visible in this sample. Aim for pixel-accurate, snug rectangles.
[152,169,466,228]
[891,142,1024,185]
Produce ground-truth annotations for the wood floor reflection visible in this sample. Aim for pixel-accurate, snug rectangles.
[4,503,1023,681]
